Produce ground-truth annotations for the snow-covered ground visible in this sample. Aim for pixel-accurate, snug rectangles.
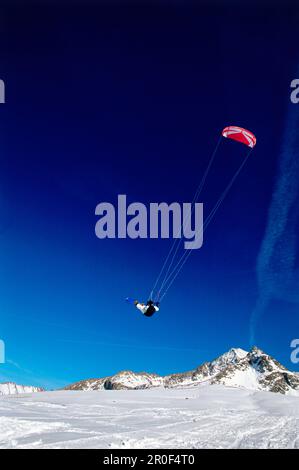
[0,385,299,449]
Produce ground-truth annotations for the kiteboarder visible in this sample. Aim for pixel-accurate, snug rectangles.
[126,298,160,317]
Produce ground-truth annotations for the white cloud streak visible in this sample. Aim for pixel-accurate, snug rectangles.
[250,98,299,344]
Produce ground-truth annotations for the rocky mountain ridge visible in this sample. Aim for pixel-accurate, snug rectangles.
[64,347,299,395]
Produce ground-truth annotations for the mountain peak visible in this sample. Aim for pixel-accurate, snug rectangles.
[250,346,266,355]
[228,347,248,358]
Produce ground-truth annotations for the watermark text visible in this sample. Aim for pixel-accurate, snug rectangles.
[95,195,203,250]
[290,79,299,103]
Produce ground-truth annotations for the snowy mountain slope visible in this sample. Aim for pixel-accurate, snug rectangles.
[104,371,163,390]
[65,378,106,391]
[0,382,43,396]
[212,347,299,394]
[0,386,299,448]
[65,371,163,391]
[164,347,248,388]
[65,347,299,395]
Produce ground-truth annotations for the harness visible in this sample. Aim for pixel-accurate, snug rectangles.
[144,304,156,317]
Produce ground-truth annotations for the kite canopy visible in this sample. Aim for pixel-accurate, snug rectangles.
[222,126,256,148]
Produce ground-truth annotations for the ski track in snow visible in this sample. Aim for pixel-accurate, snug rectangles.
[0,385,298,449]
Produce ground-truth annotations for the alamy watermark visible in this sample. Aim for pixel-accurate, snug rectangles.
[95,195,203,250]
[290,79,299,104]
[290,339,299,364]
[0,80,5,103]
[0,339,5,363]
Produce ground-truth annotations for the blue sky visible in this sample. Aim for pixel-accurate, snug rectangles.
[0,2,299,389]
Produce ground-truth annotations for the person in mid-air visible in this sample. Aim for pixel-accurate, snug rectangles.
[126,298,160,317]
